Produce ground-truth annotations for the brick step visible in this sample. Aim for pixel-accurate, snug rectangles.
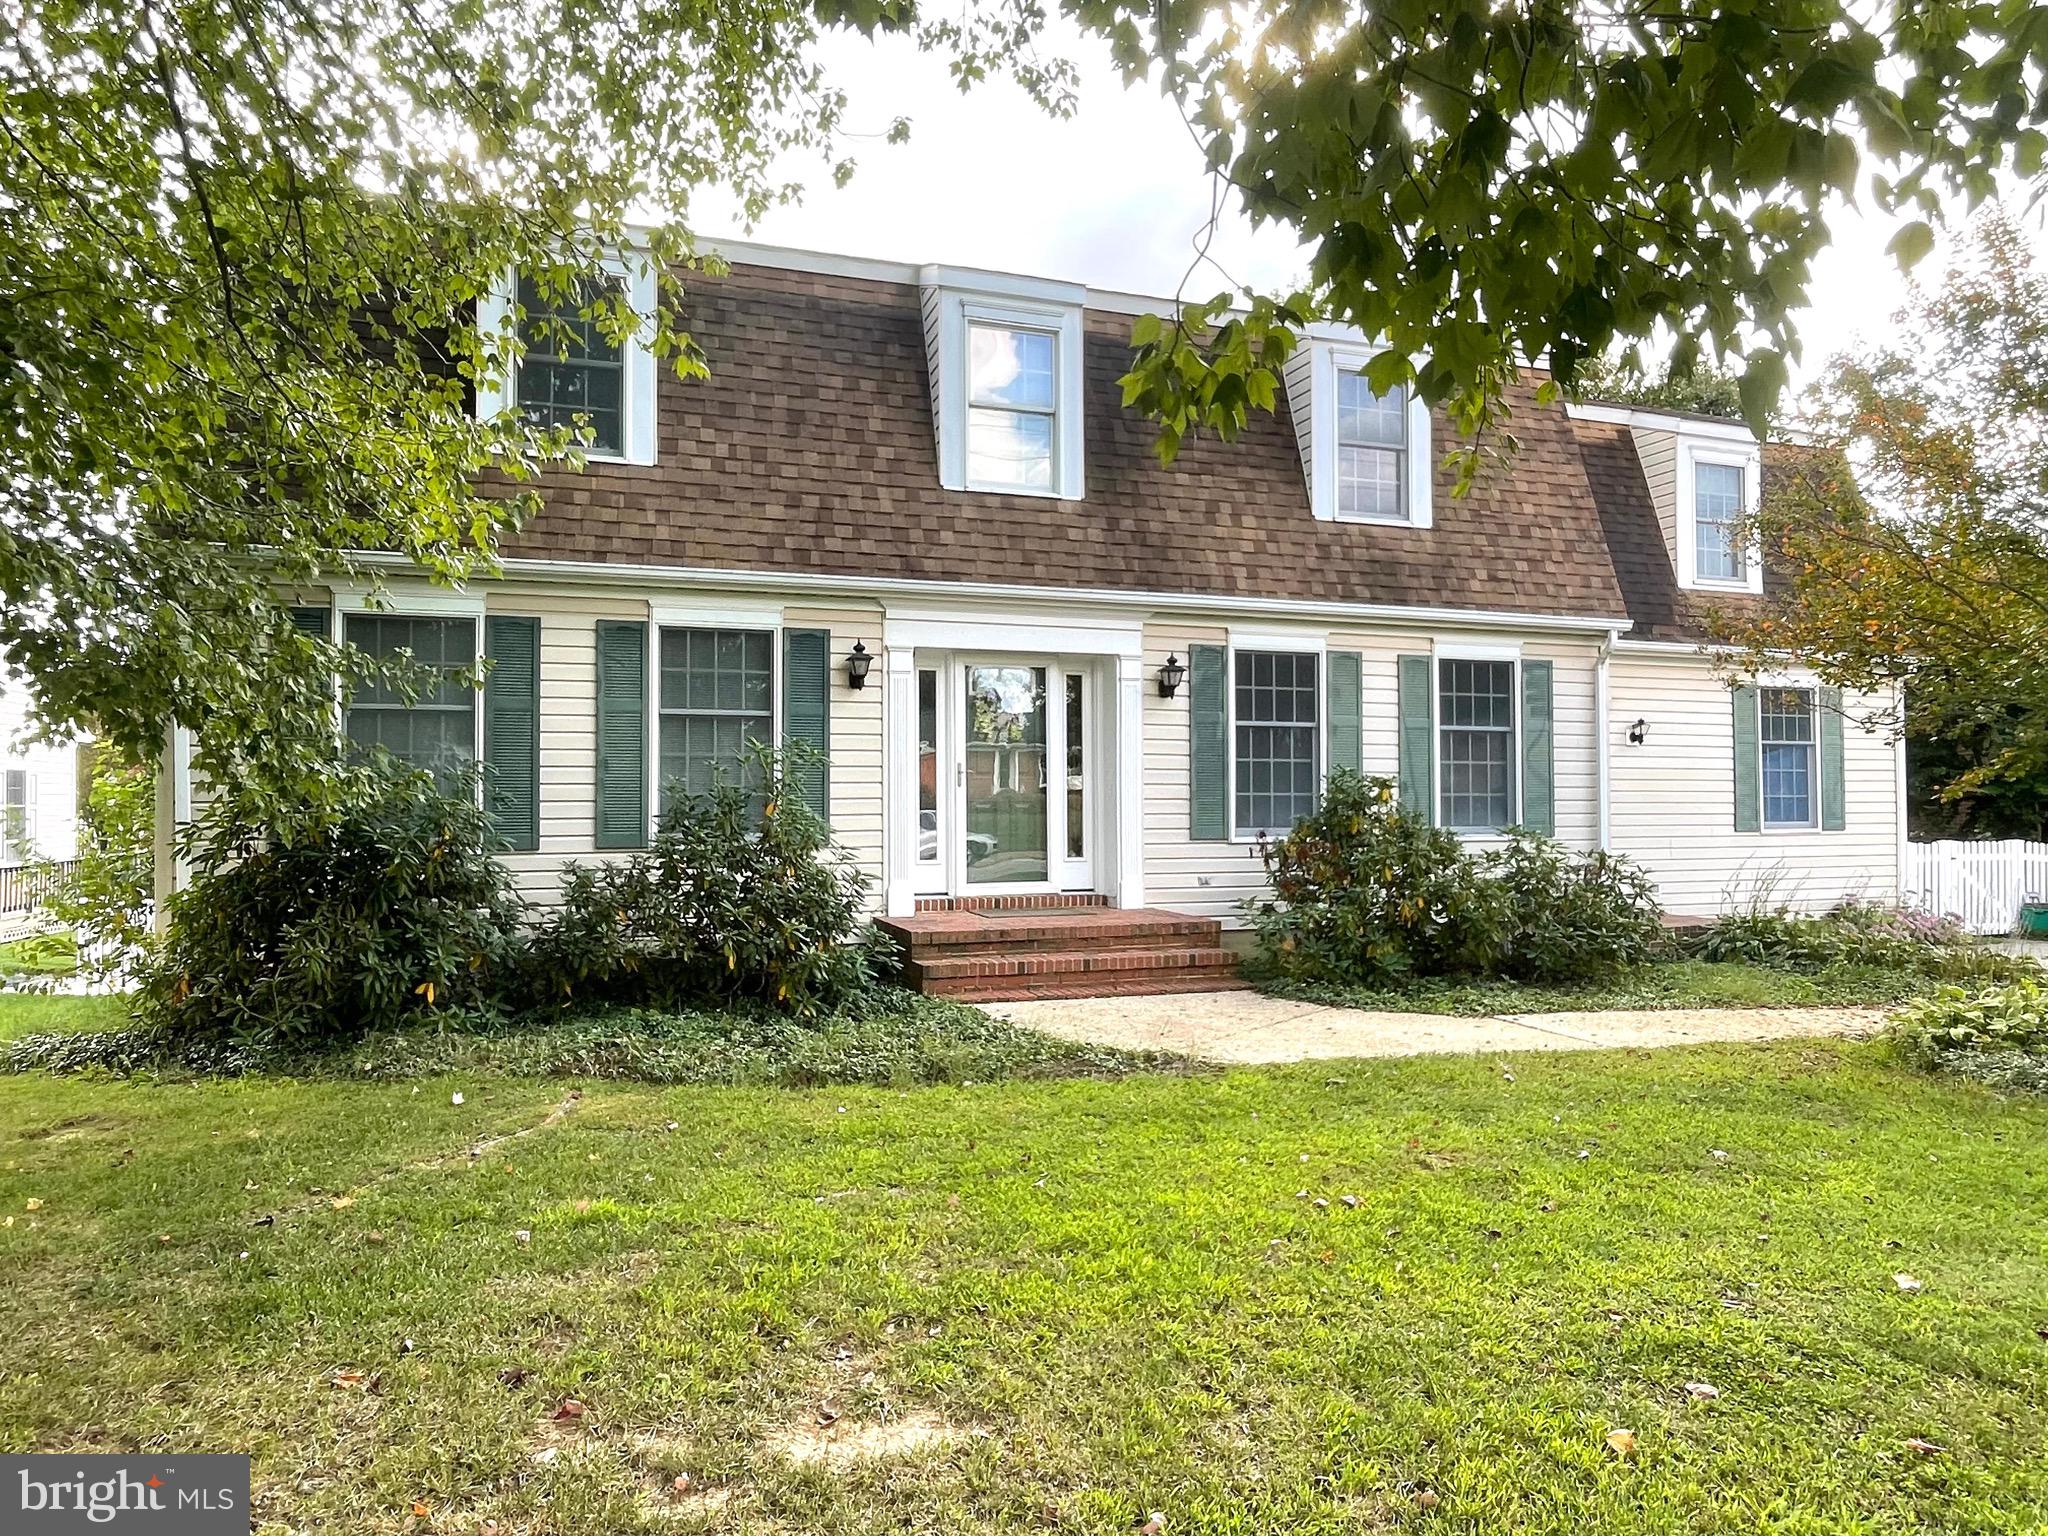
[909,945,1241,1002]
[876,907,1222,956]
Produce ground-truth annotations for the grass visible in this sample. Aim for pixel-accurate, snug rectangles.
[1257,957,1932,1016]
[2,1033,2045,1533]
[0,930,77,979]
[0,990,127,1042]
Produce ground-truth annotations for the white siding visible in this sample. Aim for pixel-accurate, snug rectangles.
[1630,425,1678,563]
[0,665,80,866]
[784,605,886,913]
[1607,652,1901,914]
[1142,622,1603,926]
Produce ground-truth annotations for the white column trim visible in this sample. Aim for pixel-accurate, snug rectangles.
[883,644,918,917]
[1113,652,1147,910]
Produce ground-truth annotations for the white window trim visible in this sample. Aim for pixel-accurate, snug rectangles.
[925,282,1087,501]
[1679,438,1765,595]
[338,606,488,795]
[477,257,660,467]
[1431,640,1522,836]
[1309,341,1433,528]
[646,616,784,838]
[1226,641,1329,844]
[1757,681,1822,834]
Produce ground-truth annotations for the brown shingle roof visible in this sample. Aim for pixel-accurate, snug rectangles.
[502,261,1635,622]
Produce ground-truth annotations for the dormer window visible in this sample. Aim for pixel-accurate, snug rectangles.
[1336,372,1408,520]
[515,273,626,456]
[475,258,658,466]
[1286,337,1433,527]
[967,322,1058,491]
[919,266,1087,500]
[1694,459,1746,583]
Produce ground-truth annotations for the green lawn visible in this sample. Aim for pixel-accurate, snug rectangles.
[1258,958,1934,1015]
[2,1032,2045,1532]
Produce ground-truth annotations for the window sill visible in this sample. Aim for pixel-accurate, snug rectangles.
[1331,510,1424,528]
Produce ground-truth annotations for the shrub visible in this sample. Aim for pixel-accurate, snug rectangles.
[1698,899,2041,985]
[523,746,884,1020]
[136,761,525,1045]
[1482,832,1668,983]
[1889,980,2048,1092]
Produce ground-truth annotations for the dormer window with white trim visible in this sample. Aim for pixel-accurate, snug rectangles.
[476,258,659,466]
[1678,437,1764,594]
[1284,337,1434,527]
[920,265,1087,500]
[967,322,1058,491]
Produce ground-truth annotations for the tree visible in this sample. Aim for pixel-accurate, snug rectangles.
[1571,357,1747,422]
[1102,0,2047,465]
[1721,212,2048,825]
[1,0,1067,836]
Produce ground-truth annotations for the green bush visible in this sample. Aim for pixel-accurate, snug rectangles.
[136,761,525,1044]
[1246,772,1664,988]
[523,746,885,1021]
[1482,832,1668,983]
[1247,773,1505,987]
[1889,980,2048,1092]
[1698,898,2040,984]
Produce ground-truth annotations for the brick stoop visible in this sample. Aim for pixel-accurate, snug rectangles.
[875,903,1244,1001]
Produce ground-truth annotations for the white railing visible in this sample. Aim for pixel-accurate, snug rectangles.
[1904,839,2048,936]
[0,860,78,914]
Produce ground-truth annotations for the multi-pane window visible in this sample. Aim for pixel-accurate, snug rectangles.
[516,272,626,455]
[344,615,479,791]
[1233,651,1319,836]
[1696,460,1746,582]
[1439,658,1516,831]
[1336,372,1407,520]
[966,323,1057,491]
[658,628,774,815]
[1,769,28,861]
[1760,686,1816,828]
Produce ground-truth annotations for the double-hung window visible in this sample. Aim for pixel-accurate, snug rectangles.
[343,614,480,792]
[1695,460,1747,583]
[1438,658,1516,831]
[1336,372,1408,520]
[1,769,29,861]
[515,272,627,456]
[1233,651,1319,837]
[657,628,775,816]
[966,322,1057,491]
[1760,687,1817,828]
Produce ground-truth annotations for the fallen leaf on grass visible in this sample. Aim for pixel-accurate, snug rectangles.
[497,1366,529,1388]
[670,1474,691,1498]
[1605,1428,1637,1458]
[1414,1489,1440,1510]
[552,1398,587,1421]
[513,1230,531,1246]
[1894,1273,1924,1292]
[1684,1382,1719,1402]
[1904,1437,1944,1456]
[1136,1513,1165,1535]
[410,1499,430,1517]
[330,1196,355,1210]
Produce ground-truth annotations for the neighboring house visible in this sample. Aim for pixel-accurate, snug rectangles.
[155,243,1904,992]
[0,662,79,873]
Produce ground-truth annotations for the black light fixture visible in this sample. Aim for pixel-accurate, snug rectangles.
[1158,653,1187,699]
[1627,717,1649,746]
[846,641,873,690]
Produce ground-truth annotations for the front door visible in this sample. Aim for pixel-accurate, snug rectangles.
[932,656,1095,895]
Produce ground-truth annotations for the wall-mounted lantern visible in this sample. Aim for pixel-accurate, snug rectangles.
[1158,653,1187,699]
[1627,717,1649,746]
[846,641,873,690]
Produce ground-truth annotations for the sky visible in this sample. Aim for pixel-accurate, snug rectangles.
[703,22,2043,398]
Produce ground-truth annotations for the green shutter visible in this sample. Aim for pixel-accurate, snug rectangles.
[483,615,541,852]
[1819,685,1846,832]
[286,604,331,639]
[594,619,647,850]
[782,628,831,824]
[1327,651,1362,780]
[1397,654,1434,822]
[1189,644,1227,840]
[1520,658,1554,836]
[1731,684,1761,834]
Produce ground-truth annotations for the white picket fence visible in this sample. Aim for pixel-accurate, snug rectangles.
[1903,839,2048,936]
[0,859,76,914]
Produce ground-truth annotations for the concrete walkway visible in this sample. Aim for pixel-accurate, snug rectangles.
[984,989,1891,1064]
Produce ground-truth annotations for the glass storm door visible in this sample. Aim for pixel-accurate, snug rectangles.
[962,663,1051,886]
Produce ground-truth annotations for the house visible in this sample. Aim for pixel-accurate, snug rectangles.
[155,242,1905,996]
[0,662,80,903]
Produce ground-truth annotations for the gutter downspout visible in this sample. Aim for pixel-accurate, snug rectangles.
[1596,629,1618,852]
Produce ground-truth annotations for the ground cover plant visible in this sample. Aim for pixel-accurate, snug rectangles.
[0,1038,2042,1532]
[1889,979,2048,1094]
